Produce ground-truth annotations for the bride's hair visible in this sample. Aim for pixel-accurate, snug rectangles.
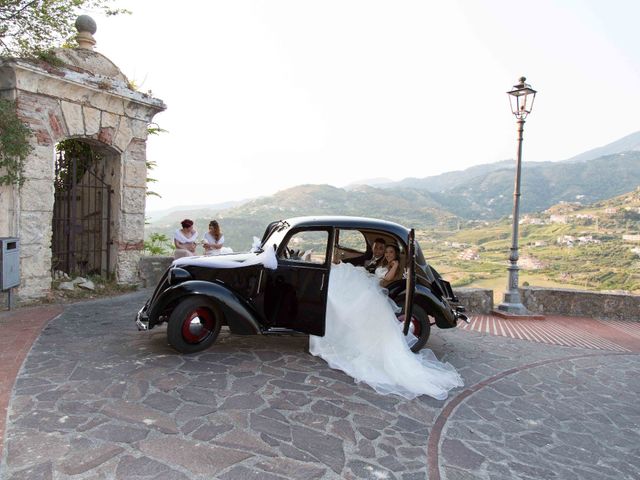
[382,244,400,267]
[380,244,402,286]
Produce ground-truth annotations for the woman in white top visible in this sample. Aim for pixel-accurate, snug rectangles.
[173,219,198,258]
[203,220,233,256]
[375,244,402,287]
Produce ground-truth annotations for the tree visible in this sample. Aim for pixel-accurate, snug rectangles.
[0,0,128,56]
[0,98,32,185]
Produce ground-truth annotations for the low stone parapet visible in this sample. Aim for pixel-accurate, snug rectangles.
[520,286,640,321]
[453,288,494,314]
[138,256,173,288]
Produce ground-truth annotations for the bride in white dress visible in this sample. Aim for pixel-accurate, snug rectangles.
[309,261,463,400]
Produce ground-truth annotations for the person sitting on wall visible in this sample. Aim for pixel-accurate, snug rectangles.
[202,220,233,256]
[174,219,198,258]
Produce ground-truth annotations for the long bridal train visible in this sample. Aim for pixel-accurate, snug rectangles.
[310,262,463,400]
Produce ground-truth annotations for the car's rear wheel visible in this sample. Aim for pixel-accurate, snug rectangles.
[395,302,431,353]
[167,297,222,354]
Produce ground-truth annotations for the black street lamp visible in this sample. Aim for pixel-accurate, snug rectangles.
[498,77,537,315]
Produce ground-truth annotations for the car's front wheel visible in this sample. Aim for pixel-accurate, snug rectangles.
[395,301,431,353]
[167,297,222,354]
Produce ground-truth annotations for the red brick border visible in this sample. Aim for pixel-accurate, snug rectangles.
[0,305,64,458]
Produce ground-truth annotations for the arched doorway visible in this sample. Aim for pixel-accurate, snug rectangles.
[52,139,116,278]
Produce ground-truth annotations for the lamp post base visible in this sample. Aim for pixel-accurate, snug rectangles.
[496,301,530,315]
[493,305,545,320]
[495,292,545,320]
[494,288,535,317]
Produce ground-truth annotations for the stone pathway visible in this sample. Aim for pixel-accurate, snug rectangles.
[1,291,639,479]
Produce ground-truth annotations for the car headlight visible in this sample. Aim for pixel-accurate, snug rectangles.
[169,267,192,285]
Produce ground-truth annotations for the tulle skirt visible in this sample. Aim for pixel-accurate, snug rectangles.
[309,262,463,400]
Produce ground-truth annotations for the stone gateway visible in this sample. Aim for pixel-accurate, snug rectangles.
[0,17,165,300]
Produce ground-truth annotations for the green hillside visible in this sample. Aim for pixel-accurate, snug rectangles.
[424,188,640,295]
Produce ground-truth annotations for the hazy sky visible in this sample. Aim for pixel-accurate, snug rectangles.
[89,1,640,212]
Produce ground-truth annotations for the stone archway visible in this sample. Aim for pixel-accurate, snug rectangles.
[0,18,165,300]
[52,139,119,278]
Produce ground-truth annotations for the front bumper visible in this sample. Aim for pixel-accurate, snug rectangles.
[136,305,149,331]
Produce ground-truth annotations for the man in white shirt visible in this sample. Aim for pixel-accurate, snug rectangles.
[364,238,386,273]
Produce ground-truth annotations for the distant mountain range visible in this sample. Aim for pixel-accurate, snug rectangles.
[563,130,640,163]
[146,130,640,251]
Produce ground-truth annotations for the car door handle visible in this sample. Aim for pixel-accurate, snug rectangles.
[320,273,325,291]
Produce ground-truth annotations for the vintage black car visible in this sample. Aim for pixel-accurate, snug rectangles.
[136,216,467,354]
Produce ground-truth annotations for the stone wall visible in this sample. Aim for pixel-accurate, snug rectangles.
[453,288,494,314]
[520,286,640,321]
[138,256,173,288]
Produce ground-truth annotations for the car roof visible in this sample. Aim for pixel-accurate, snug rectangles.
[283,216,411,239]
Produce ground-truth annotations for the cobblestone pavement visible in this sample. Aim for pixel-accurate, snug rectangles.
[1,290,639,479]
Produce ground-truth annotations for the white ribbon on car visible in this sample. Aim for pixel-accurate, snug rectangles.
[172,240,278,270]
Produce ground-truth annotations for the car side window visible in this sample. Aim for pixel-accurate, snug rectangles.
[280,230,328,264]
[336,229,367,252]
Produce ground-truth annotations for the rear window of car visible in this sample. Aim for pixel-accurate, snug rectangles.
[280,230,329,264]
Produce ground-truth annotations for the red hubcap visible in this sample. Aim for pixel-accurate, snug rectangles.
[397,314,422,337]
[181,308,215,344]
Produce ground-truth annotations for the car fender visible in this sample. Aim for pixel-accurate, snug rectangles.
[149,280,262,335]
[413,284,457,328]
[388,283,457,329]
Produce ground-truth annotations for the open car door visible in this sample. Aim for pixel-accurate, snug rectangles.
[402,229,416,336]
[263,228,331,336]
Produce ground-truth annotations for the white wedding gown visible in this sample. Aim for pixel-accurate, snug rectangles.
[309,262,463,400]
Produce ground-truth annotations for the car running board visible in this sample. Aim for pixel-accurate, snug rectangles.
[262,327,308,335]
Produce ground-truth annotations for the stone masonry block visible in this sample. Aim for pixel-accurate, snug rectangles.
[124,138,147,163]
[124,102,158,121]
[18,211,53,245]
[21,144,55,180]
[20,179,55,212]
[123,159,147,187]
[16,91,58,119]
[91,94,126,115]
[130,119,149,140]
[116,249,142,284]
[119,212,145,242]
[114,117,133,152]
[17,274,51,300]
[20,242,52,279]
[101,111,119,129]
[83,106,101,135]
[98,127,115,146]
[47,108,67,141]
[60,101,84,136]
[122,187,146,215]
[36,78,88,103]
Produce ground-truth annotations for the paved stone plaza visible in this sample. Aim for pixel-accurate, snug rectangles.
[1,290,639,479]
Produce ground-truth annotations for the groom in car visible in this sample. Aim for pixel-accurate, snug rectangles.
[364,238,386,274]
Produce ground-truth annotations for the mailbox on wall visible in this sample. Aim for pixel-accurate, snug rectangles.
[0,237,20,290]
